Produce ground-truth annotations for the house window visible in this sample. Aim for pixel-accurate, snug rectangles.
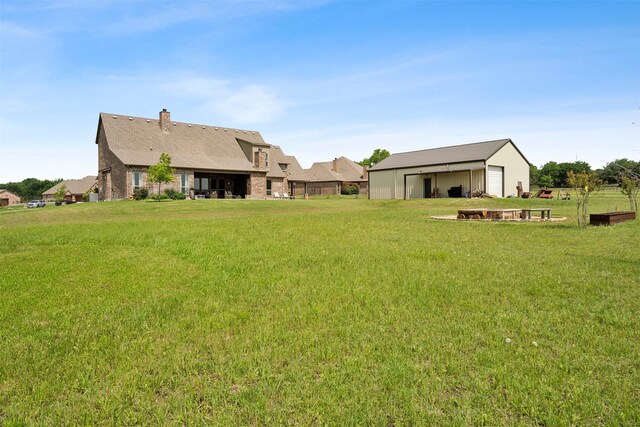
[267,179,272,196]
[180,174,188,194]
[279,163,287,171]
[194,178,200,191]
[132,171,142,190]
[265,152,269,167]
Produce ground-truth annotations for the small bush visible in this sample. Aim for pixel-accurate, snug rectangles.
[164,188,187,200]
[148,193,169,201]
[341,184,359,195]
[133,187,149,200]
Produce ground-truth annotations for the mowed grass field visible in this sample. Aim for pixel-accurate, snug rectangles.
[1,194,638,425]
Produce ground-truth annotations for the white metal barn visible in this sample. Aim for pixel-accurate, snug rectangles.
[368,139,530,200]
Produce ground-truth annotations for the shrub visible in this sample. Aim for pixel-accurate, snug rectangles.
[148,193,170,201]
[164,188,186,200]
[133,187,149,200]
[341,184,359,195]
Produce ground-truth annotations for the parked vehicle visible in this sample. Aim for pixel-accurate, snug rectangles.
[26,200,46,208]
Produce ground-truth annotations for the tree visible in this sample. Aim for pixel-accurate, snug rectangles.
[558,161,591,187]
[529,164,541,187]
[539,162,562,187]
[147,152,175,196]
[359,149,390,167]
[567,170,604,228]
[0,178,62,201]
[539,175,554,189]
[54,185,67,203]
[620,175,639,213]
[598,159,640,184]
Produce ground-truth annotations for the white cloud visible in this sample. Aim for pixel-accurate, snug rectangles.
[166,76,285,124]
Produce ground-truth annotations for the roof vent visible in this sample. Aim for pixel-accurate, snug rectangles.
[202,126,205,129]
[146,119,150,123]
[173,123,176,126]
[251,132,255,135]
[223,129,227,132]
[112,115,117,119]
[214,127,218,130]
[128,117,133,121]
[188,124,191,127]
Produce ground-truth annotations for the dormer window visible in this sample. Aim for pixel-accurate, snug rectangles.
[279,163,287,171]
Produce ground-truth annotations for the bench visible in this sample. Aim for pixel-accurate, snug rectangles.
[521,208,552,220]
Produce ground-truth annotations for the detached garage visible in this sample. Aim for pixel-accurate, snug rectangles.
[368,139,530,200]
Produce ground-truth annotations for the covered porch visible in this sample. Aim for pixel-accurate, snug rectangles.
[193,172,249,198]
[403,166,486,199]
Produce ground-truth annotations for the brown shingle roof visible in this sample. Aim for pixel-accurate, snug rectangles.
[332,157,367,182]
[43,176,97,196]
[306,162,341,182]
[97,113,267,172]
[369,139,529,171]
[268,146,308,181]
[306,157,366,182]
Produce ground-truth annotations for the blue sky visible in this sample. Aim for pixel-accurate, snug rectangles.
[1,0,638,182]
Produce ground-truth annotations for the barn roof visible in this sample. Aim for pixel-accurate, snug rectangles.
[369,139,529,171]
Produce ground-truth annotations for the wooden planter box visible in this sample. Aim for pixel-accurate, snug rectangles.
[590,211,636,226]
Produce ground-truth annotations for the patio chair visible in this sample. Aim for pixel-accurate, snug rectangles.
[273,192,281,199]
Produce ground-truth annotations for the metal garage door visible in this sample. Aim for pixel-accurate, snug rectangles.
[487,166,503,197]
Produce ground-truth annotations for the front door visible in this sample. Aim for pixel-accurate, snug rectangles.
[424,178,432,198]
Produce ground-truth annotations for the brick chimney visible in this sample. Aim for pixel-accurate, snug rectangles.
[362,165,369,180]
[159,108,170,133]
[254,149,267,170]
[332,158,339,174]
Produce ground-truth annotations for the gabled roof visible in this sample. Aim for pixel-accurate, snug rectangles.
[306,156,366,182]
[268,146,308,181]
[369,139,530,171]
[332,156,367,182]
[96,112,267,172]
[43,176,97,196]
[307,162,342,182]
[0,189,19,198]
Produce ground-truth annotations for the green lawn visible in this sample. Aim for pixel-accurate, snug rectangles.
[1,195,638,425]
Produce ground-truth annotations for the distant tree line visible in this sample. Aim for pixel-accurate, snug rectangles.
[531,158,640,188]
[0,178,62,201]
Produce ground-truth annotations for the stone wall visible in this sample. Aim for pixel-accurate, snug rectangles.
[249,172,267,199]
[97,123,127,200]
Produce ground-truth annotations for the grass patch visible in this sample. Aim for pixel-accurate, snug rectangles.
[1,196,639,424]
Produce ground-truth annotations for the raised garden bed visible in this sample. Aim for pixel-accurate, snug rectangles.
[590,211,636,226]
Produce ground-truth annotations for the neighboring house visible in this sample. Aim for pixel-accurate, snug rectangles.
[368,139,530,199]
[306,157,369,196]
[0,189,21,206]
[95,109,288,200]
[42,176,98,202]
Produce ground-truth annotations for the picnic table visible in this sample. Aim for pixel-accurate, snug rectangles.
[520,208,552,220]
